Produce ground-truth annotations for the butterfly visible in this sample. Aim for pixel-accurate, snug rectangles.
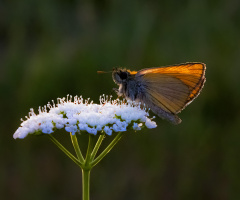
[112,62,206,124]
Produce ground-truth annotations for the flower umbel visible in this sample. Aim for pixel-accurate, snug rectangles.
[13,95,157,139]
[13,95,157,200]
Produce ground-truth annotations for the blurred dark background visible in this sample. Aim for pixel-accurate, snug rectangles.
[1,0,240,199]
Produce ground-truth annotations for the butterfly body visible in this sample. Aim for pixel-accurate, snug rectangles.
[112,63,206,125]
[112,69,142,101]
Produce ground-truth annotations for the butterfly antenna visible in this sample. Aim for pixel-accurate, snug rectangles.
[97,71,112,74]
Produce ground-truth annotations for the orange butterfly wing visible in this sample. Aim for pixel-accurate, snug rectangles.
[136,63,206,123]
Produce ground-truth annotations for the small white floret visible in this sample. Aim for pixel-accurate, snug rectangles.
[132,123,141,131]
[145,118,157,129]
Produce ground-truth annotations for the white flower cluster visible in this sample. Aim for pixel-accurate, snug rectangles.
[13,95,157,139]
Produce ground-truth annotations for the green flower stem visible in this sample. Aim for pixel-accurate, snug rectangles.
[91,132,125,167]
[49,132,125,200]
[82,169,90,200]
[84,134,94,167]
[48,134,81,167]
[90,134,105,161]
[81,134,95,200]
[70,133,85,164]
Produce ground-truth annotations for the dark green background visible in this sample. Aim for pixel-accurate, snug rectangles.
[1,0,240,199]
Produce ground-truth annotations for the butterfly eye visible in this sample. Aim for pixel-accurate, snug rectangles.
[119,72,128,80]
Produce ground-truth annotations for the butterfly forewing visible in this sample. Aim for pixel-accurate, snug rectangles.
[137,63,206,115]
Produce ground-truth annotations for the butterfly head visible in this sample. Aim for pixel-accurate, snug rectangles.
[112,68,131,84]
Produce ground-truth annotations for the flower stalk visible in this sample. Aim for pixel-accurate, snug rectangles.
[91,131,125,167]
[48,134,81,167]
[82,169,90,200]
[90,134,105,161]
[70,133,85,164]
[49,131,125,200]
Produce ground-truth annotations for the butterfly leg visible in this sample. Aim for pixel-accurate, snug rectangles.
[113,88,123,97]
[113,88,118,93]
